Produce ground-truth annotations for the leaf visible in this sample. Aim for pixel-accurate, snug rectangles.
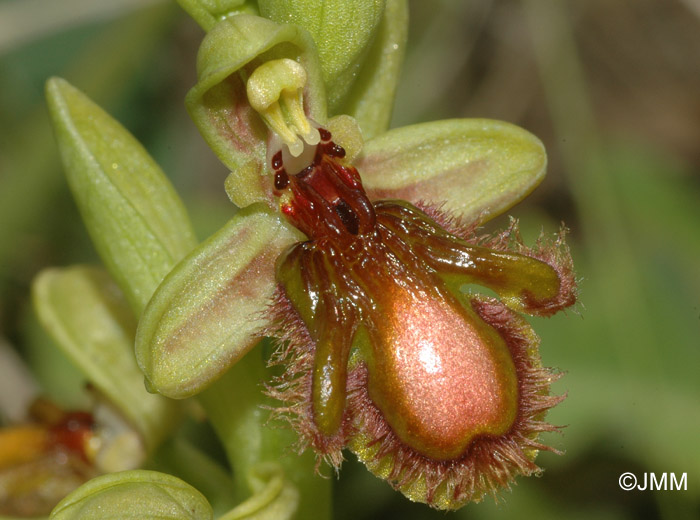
[357,118,547,224]
[135,204,303,399]
[50,470,213,520]
[45,78,197,314]
[32,266,179,451]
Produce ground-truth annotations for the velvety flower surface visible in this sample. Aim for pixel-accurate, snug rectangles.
[262,128,575,508]
[128,4,577,511]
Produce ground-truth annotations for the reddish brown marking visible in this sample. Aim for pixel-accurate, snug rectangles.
[274,170,289,190]
[272,151,283,170]
[49,411,94,461]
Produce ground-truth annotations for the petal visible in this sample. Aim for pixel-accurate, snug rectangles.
[50,470,212,520]
[45,78,197,314]
[357,119,547,224]
[176,0,258,31]
[32,266,179,451]
[374,204,576,316]
[259,0,386,114]
[185,14,326,193]
[337,0,408,139]
[136,204,303,399]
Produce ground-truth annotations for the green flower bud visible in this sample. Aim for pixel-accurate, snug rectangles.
[50,470,213,520]
[32,266,179,452]
[45,78,197,315]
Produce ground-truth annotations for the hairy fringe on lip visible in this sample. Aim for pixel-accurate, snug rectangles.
[264,284,565,508]
[417,201,577,316]
[262,201,574,508]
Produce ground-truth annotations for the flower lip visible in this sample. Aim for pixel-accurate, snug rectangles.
[264,125,576,508]
[369,283,519,461]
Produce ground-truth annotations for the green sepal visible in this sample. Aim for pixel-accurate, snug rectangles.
[31,266,180,451]
[135,204,303,399]
[186,14,326,191]
[176,0,259,31]
[258,0,386,115]
[50,470,212,520]
[336,0,408,139]
[45,78,197,315]
[357,119,548,224]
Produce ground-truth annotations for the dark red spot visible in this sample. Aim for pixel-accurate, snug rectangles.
[319,128,331,141]
[275,170,289,190]
[329,144,346,158]
[272,151,283,170]
[334,201,359,235]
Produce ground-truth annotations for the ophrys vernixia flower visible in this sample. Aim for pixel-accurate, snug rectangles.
[134,11,576,510]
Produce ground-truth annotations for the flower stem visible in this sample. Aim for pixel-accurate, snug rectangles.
[198,342,331,519]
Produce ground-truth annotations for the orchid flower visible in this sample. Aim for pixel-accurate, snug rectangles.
[43,0,576,515]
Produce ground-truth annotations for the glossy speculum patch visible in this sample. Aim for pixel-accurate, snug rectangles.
[267,128,576,508]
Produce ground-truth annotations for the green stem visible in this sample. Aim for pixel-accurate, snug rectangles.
[198,342,332,520]
[150,436,237,516]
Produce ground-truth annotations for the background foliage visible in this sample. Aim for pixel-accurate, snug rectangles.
[1,0,698,518]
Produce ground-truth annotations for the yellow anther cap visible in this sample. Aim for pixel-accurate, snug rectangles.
[246,58,320,157]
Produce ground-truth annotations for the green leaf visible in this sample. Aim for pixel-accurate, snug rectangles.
[135,204,303,399]
[45,78,197,315]
[50,470,213,520]
[356,118,547,224]
[186,14,326,184]
[338,0,408,139]
[32,266,179,451]
[258,0,385,114]
[176,0,259,31]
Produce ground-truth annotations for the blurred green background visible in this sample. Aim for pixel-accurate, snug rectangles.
[1,0,698,518]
